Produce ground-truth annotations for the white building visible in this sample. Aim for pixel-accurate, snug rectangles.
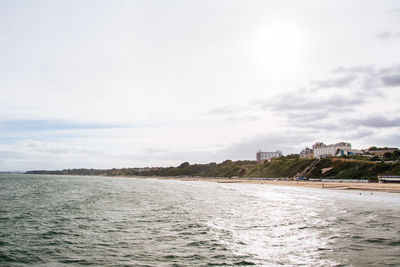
[312,142,351,158]
[256,150,283,163]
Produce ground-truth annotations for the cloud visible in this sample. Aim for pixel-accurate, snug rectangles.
[16,139,101,156]
[0,120,125,132]
[209,64,400,147]
[315,69,380,92]
[170,132,315,161]
[381,74,400,87]
[209,105,247,115]
[265,93,364,112]
[377,31,393,40]
[209,64,399,134]
[368,133,400,148]
[253,64,400,133]
[331,64,400,89]
[226,115,259,122]
[347,115,400,128]
[0,139,108,171]
[377,31,400,40]
[333,65,375,74]
[207,105,259,122]
[122,132,314,165]
[281,112,334,130]
[284,112,327,121]
[312,75,357,88]
[219,132,314,157]
[346,128,377,140]
[290,120,344,131]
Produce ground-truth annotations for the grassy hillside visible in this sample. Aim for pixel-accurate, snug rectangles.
[245,158,315,178]
[308,158,399,179]
[26,157,400,179]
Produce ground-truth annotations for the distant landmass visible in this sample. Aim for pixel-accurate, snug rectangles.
[26,154,400,180]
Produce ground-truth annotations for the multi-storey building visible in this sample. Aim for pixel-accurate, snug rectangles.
[312,142,351,158]
[256,150,283,163]
[299,147,314,158]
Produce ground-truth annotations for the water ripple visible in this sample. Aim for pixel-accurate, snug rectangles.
[1,174,400,266]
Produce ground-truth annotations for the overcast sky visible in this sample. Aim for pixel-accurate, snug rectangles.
[1,0,400,171]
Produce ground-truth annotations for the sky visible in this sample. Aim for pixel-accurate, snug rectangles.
[1,0,400,171]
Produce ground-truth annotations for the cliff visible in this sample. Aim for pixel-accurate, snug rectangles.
[26,157,400,180]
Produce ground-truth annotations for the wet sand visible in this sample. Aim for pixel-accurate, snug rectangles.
[139,176,400,193]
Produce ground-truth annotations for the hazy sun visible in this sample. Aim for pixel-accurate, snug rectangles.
[251,21,308,70]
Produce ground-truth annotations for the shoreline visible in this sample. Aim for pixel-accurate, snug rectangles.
[137,176,400,193]
[17,173,400,194]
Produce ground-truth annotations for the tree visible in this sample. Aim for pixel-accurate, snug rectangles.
[384,152,393,159]
[371,156,380,161]
[286,154,300,159]
[373,162,390,173]
[178,162,190,168]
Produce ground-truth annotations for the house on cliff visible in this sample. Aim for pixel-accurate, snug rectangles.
[256,150,283,163]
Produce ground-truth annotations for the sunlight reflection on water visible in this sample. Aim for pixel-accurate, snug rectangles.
[1,175,400,266]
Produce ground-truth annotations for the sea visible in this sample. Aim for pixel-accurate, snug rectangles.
[1,174,400,266]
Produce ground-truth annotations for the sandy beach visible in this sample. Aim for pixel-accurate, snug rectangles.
[139,176,400,193]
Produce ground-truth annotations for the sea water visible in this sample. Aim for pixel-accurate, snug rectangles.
[1,174,399,266]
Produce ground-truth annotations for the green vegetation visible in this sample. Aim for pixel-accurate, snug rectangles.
[383,150,400,161]
[368,146,390,151]
[309,158,378,179]
[246,157,315,178]
[26,155,400,179]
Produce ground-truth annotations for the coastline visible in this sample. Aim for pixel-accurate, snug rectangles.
[18,173,400,194]
[137,176,400,193]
